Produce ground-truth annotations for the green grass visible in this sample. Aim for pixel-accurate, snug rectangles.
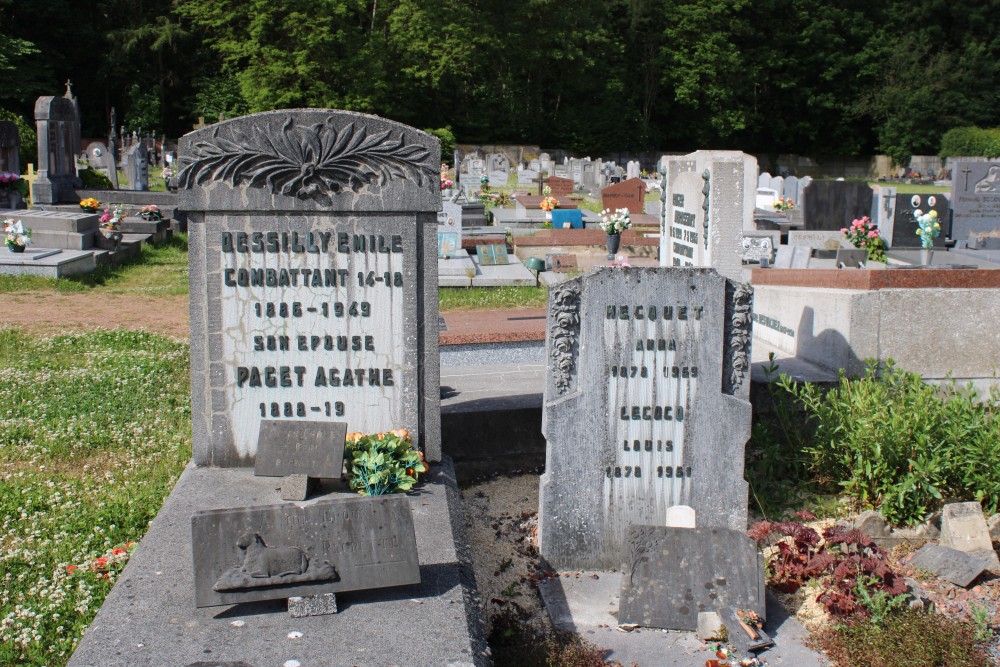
[0,329,191,666]
[0,234,189,296]
[439,285,548,311]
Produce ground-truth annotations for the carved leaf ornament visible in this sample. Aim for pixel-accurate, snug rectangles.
[178,117,435,204]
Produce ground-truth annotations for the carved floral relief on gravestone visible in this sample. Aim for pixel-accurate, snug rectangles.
[181,110,441,467]
[538,268,753,570]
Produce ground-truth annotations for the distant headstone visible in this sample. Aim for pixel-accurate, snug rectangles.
[518,168,538,186]
[539,152,553,174]
[191,495,419,607]
[600,177,645,215]
[773,246,793,269]
[181,110,441,466]
[488,169,507,188]
[661,151,757,282]
[790,246,811,269]
[487,152,510,174]
[123,140,149,190]
[952,161,1000,242]
[529,159,541,171]
[32,95,82,203]
[538,268,753,570]
[437,212,462,257]
[546,175,574,197]
[801,180,873,232]
[0,121,21,174]
[617,526,765,631]
[891,192,948,248]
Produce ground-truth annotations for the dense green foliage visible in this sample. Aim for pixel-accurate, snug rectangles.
[344,430,427,496]
[940,126,1000,158]
[0,329,191,665]
[753,359,1000,526]
[1,1,1000,159]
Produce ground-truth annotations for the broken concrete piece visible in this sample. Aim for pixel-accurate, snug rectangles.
[697,611,724,641]
[719,606,774,655]
[909,543,985,587]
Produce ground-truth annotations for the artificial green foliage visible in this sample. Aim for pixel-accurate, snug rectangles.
[344,430,427,496]
[776,360,1000,526]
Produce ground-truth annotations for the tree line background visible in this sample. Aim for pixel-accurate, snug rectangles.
[1,0,998,164]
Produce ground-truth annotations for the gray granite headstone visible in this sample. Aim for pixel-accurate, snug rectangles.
[891,192,948,248]
[33,95,82,203]
[952,161,1000,242]
[254,420,347,478]
[617,526,765,631]
[181,109,441,467]
[538,268,753,570]
[191,494,420,607]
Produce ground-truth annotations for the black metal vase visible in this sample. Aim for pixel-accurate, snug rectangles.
[606,233,621,260]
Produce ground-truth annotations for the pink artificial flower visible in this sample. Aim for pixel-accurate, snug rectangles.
[840,228,847,234]
[868,230,878,238]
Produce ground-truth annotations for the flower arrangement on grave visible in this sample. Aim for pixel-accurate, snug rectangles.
[138,204,162,221]
[440,177,453,191]
[4,218,31,251]
[914,208,941,248]
[737,608,764,629]
[99,204,126,231]
[539,196,559,212]
[542,184,552,197]
[80,197,100,213]
[599,207,632,235]
[841,216,887,263]
[0,171,24,192]
[772,196,795,211]
[344,428,428,496]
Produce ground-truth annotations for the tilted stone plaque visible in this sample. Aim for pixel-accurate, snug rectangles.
[182,110,441,467]
[538,267,753,570]
[909,543,985,588]
[254,420,347,479]
[191,495,419,607]
[618,526,765,631]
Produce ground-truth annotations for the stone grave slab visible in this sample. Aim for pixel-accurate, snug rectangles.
[617,526,765,631]
[0,248,95,278]
[891,192,948,248]
[254,420,347,478]
[488,169,508,188]
[182,109,441,466]
[909,543,985,587]
[192,494,419,607]
[941,502,995,552]
[538,268,753,570]
[601,177,645,214]
[790,246,811,268]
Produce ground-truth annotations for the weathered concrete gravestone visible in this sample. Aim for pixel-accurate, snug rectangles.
[661,151,756,281]
[182,109,441,467]
[538,267,753,570]
[123,140,149,191]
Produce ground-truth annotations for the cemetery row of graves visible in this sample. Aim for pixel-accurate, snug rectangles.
[1,99,1000,666]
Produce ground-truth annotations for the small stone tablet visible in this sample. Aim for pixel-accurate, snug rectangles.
[254,420,347,479]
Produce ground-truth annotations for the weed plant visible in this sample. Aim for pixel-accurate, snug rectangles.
[753,357,1000,526]
[0,329,190,665]
[816,609,991,667]
[489,609,626,667]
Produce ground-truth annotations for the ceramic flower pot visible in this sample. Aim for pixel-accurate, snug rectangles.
[606,233,621,260]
